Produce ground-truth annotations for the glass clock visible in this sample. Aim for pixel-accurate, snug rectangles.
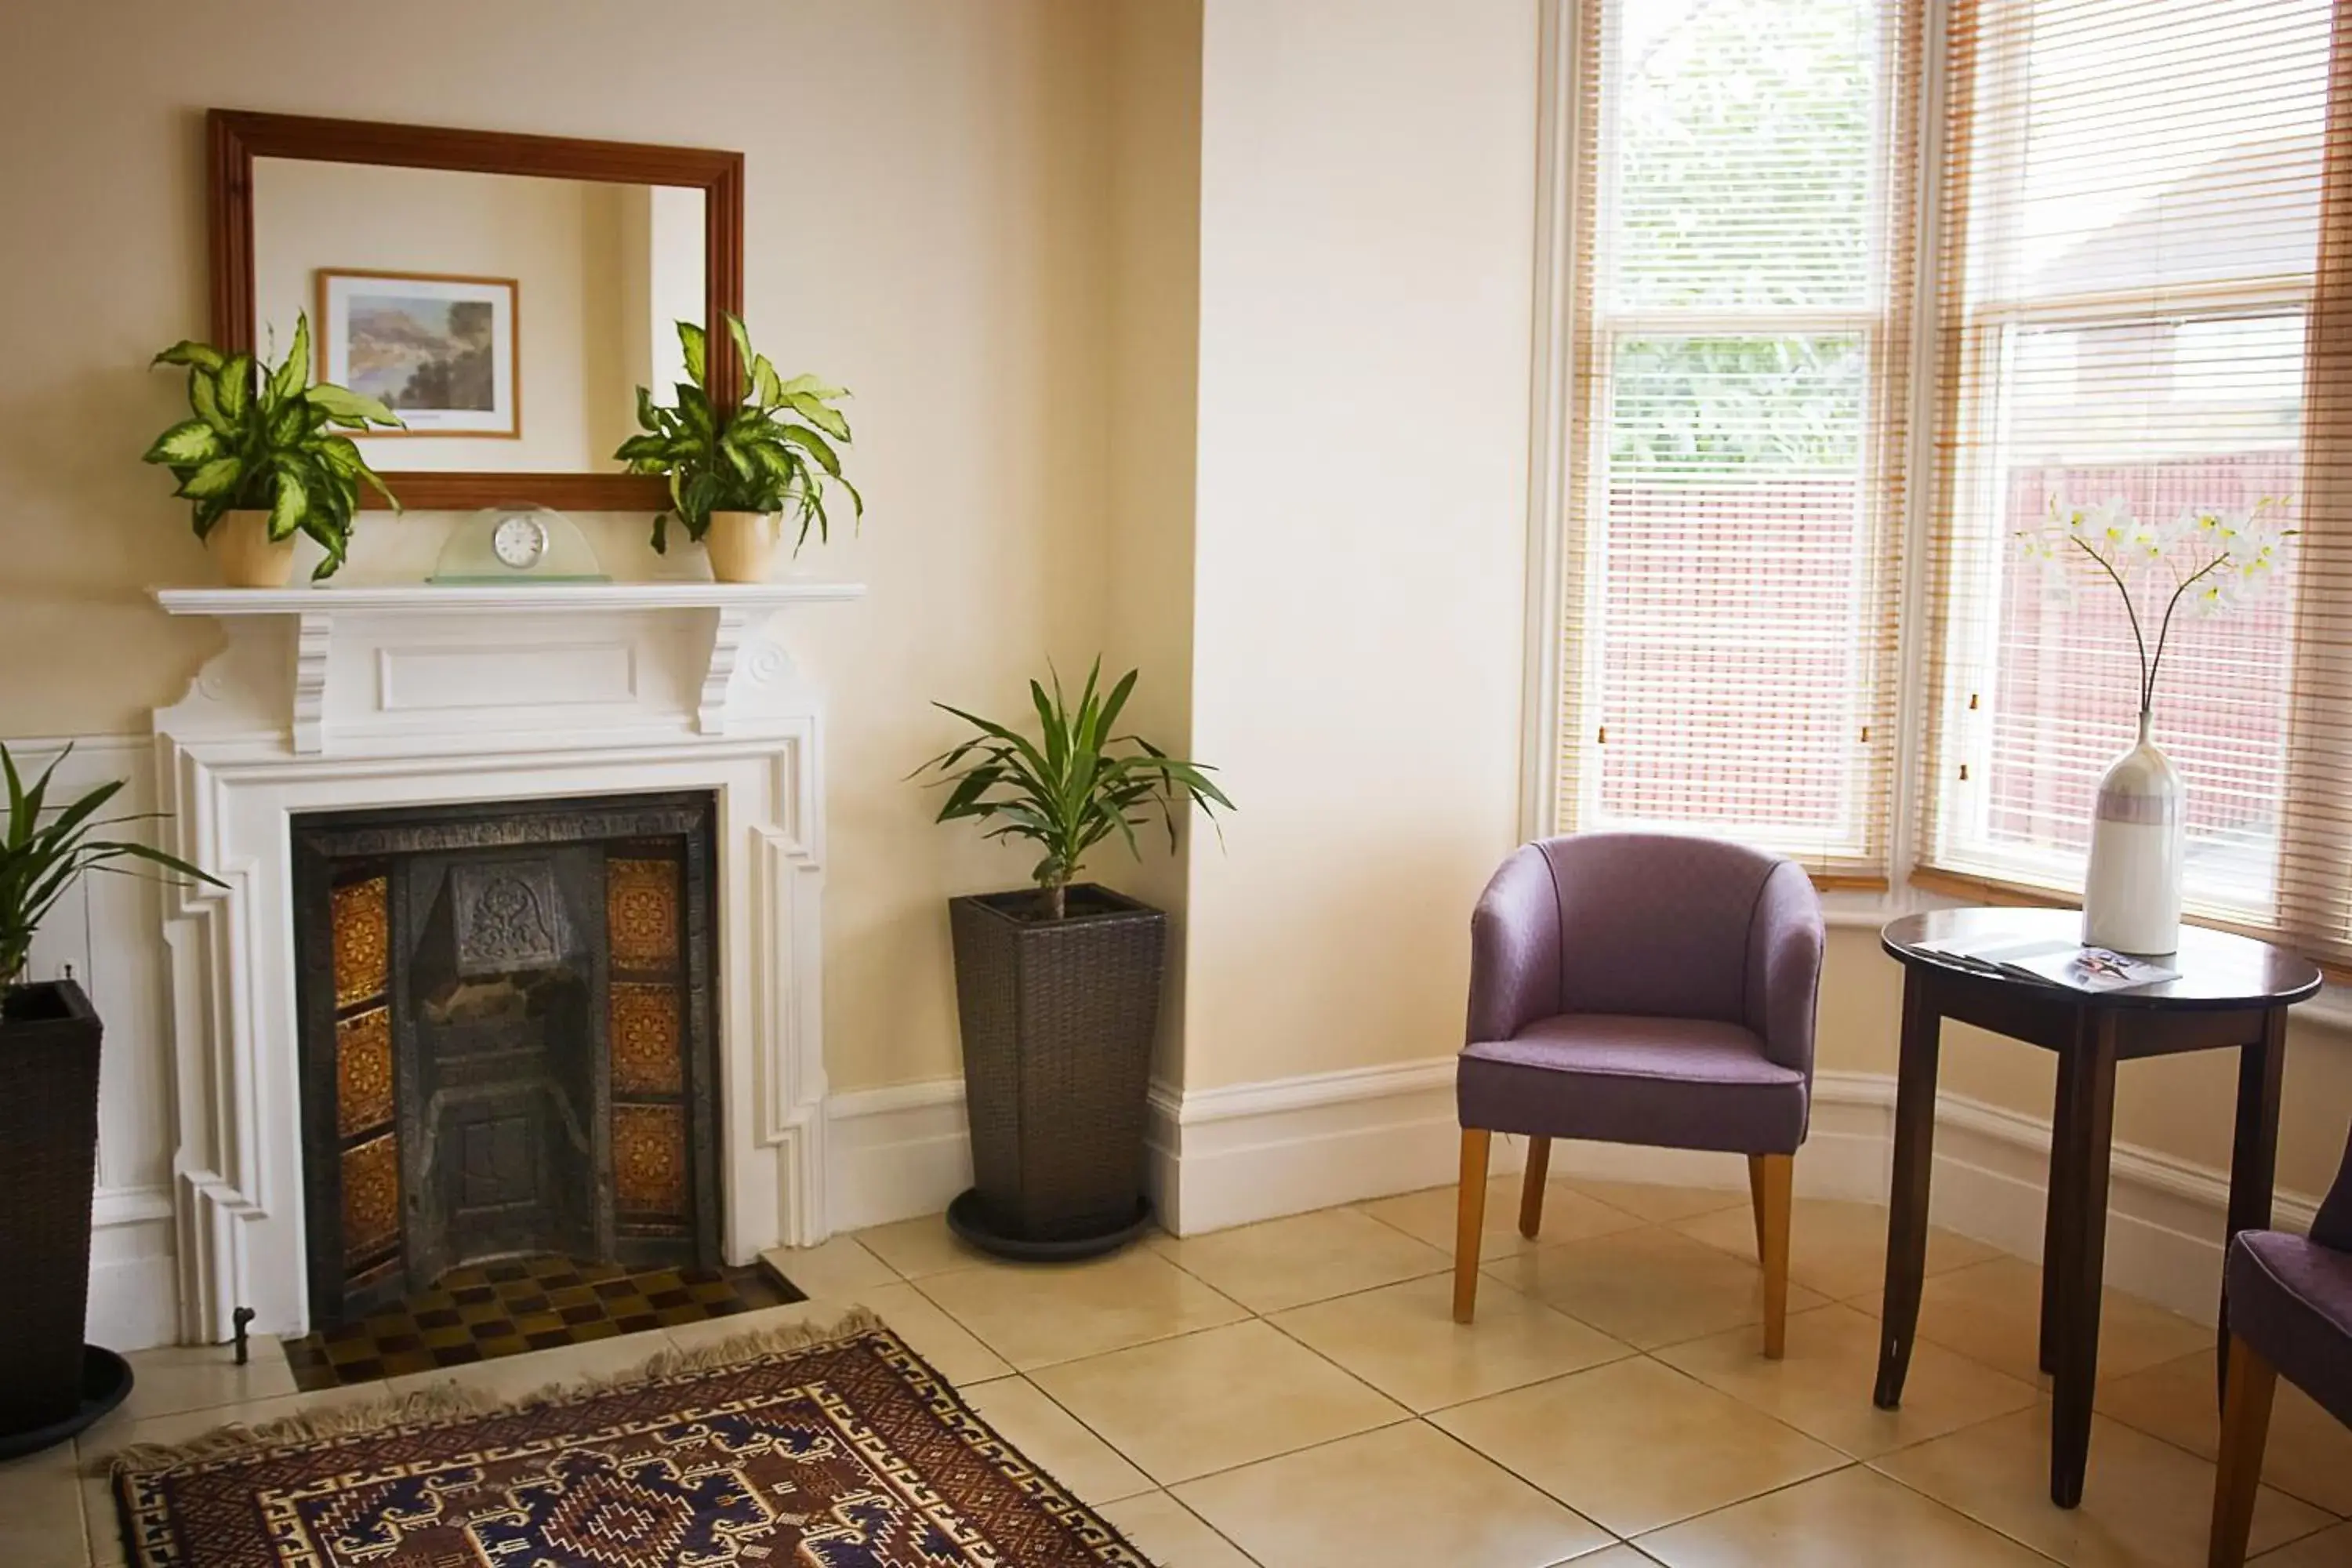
[430,505,609,583]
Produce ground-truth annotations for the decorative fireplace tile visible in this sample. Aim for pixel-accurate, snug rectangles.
[451,858,570,975]
[610,983,684,1095]
[605,857,681,971]
[612,1102,688,1217]
[335,1006,394,1140]
[342,1132,403,1269]
[281,1255,801,1389]
[331,874,390,1007]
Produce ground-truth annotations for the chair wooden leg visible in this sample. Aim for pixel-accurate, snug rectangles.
[1454,1129,1492,1323]
[2209,1334,2277,1568]
[1519,1135,1552,1239]
[1752,1152,1793,1359]
[1746,1153,1769,1261]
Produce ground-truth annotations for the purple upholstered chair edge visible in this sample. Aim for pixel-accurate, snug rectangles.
[2210,1121,2352,1566]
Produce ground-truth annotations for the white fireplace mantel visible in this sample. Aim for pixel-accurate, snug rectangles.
[147,579,859,1341]
[154,582,865,754]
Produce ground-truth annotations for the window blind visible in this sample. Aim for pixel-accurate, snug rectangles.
[1555,0,1921,881]
[1918,0,2352,960]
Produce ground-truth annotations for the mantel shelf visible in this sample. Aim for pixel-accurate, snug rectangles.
[152,581,866,616]
[151,580,865,754]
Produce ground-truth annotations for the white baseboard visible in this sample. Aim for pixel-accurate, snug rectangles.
[89,1186,178,1351]
[826,1058,2323,1329]
[825,1080,973,1233]
[1146,1058,1526,1237]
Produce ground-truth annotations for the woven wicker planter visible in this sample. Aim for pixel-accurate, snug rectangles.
[0,981,112,1439]
[946,884,1165,1258]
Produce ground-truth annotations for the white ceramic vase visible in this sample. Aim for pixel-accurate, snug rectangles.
[703,510,783,583]
[211,508,297,588]
[2081,712,2184,955]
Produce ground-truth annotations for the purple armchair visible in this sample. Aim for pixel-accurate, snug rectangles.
[2210,1123,2352,1566]
[1450,833,1825,1357]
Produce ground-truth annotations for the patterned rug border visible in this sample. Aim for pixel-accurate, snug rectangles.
[104,1306,1162,1566]
[106,1306,890,1478]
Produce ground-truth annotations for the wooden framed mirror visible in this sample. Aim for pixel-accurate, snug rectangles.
[207,110,744,510]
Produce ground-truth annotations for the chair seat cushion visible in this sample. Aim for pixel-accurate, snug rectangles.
[2227,1230,2352,1429]
[1457,1014,1808,1156]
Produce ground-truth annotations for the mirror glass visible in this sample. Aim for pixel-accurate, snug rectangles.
[251,158,706,474]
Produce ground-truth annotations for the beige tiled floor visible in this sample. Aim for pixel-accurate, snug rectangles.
[9,1185,2348,1567]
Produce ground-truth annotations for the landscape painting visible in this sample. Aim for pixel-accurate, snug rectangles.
[318,270,518,436]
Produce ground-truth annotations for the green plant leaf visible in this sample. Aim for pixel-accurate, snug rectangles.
[268,467,307,541]
[782,394,851,441]
[188,369,229,435]
[678,321,707,384]
[776,372,848,401]
[143,419,222,466]
[268,313,311,406]
[779,424,843,478]
[176,456,245,500]
[305,382,399,427]
[151,340,226,372]
[216,354,254,425]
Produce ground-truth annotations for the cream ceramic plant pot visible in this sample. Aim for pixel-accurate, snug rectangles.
[703,510,785,583]
[2082,712,2185,955]
[211,509,296,589]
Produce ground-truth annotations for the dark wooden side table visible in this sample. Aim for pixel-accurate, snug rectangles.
[1874,907,2321,1509]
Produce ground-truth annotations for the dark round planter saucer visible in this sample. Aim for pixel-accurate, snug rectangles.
[946,1189,1156,1262]
[0,1345,133,1461]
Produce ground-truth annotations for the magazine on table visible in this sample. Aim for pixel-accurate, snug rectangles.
[1913,933,2178,993]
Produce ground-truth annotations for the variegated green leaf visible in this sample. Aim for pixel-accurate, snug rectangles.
[176,456,245,500]
[151,340,226,373]
[305,380,399,427]
[143,419,221,466]
[188,369,230,436]
[678,321,706,383]
[268,468,307,540]
[264,314,310,410]
[216,354,253,424]
[783,394,850,441]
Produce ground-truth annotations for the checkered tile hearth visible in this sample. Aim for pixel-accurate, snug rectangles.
[281,1254,802,1389]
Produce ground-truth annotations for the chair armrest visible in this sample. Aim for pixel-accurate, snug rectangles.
[2315,1121,2352,1252]
[1744,859,1825,1076]
[1467,844,1563,1045]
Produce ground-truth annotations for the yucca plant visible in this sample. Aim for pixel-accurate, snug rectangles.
[915,662,1232,920]
[143,313,402,580]
[615,313,862,554]
[2,744,223,989]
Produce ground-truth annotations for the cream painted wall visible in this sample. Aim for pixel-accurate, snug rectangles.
[0,0,1116,1094]
[1180,0,1540,1090]
[1103,0,1205,1083]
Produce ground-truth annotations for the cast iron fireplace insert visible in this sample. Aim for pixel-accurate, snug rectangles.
[291,792,721,1327]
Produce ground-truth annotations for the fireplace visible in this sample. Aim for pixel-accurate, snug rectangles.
[291,792,722,1326]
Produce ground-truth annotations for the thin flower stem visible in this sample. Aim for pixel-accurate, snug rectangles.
[2144,554,2231,710]
[2068,536,2152,714]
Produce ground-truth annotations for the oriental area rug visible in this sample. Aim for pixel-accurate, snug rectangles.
[111,1312,1150,1567]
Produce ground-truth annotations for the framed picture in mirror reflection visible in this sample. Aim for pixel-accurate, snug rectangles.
[318,269,519,437]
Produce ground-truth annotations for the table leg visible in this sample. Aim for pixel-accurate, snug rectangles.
[2218,1007,2285,1409]
[1875,970,1940,1410]
[2040,1039,2082,1377]
[2050,1009,2118,1509]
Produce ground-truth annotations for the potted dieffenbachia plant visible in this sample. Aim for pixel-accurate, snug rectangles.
[613,314,862,583]
[0,744,221,1455]
[143,314,403,586]
[913,662,1230,1259]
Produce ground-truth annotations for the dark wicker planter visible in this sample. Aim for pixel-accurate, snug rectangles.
[0,980,111,1439]
[947,884,1165,1258]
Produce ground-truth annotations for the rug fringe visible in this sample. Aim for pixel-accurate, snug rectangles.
[104,1305,887,1479]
